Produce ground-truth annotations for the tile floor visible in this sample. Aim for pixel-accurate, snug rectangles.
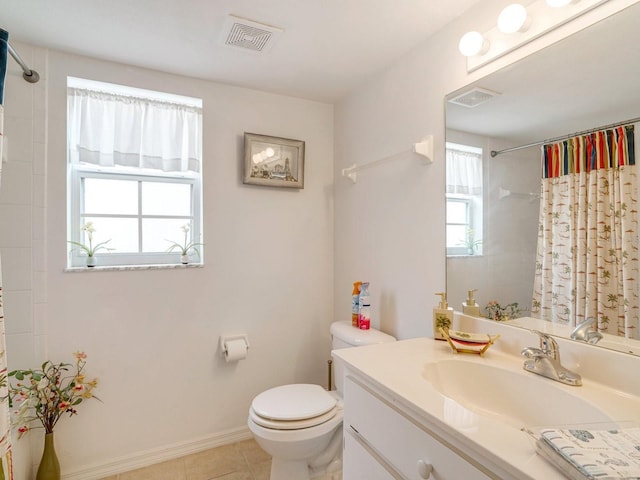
[99,439,271,480]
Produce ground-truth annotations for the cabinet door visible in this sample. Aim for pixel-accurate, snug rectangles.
[344,428,398,480]
[344,376,491,480]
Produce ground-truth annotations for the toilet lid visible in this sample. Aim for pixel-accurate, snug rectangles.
[250,405,338,430]
[252,384,337,421]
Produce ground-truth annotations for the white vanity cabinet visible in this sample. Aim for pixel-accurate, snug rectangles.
[343,375,491,480]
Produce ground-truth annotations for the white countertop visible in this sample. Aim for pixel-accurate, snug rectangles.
[333,336,640,480]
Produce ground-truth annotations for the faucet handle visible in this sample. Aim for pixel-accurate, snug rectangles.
[531,330,559,360]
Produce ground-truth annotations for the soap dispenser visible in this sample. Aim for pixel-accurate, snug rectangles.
[462,289,481,317]
[433,292,454,341]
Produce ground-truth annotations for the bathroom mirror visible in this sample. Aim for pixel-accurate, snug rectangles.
[445,3,640,355]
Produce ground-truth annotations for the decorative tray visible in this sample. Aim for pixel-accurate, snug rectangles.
[439,328,499,356]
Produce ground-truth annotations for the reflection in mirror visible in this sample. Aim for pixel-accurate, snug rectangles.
[445,4,640,355]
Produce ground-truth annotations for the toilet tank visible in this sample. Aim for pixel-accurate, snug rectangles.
[330,321,396,393]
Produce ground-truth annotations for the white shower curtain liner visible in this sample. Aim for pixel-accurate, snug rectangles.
[0,25,14,480]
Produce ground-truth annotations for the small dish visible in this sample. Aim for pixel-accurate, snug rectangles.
[439,328,499,356]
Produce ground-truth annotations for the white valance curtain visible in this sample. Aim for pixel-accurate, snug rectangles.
[446,148,482,195]
[68,88,202,173]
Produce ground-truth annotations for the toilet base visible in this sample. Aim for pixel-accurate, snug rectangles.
[271,458,311,480]
[270,457,343,480]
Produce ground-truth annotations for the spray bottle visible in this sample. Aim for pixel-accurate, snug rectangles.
[352,281,362,327]
[358,282,371,330]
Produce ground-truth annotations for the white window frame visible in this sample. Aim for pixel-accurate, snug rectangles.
[66,78,203,268]
[446,142,483,257]
[68,165,202,267]
[446,196,474,256]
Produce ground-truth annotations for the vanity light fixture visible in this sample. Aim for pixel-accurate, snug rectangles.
[497,3,531,33]
[460,0,610,72]
[458,31,490,57]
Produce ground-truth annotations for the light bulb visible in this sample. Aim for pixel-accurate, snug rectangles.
[497,3,529,34]
[458,31,489,57]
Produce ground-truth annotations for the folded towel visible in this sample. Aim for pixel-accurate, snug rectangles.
[538,427,640,479]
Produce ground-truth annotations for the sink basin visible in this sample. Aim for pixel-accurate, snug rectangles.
[422,359,612,428]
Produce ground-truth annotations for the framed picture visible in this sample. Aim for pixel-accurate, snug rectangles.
[243,133,305,189]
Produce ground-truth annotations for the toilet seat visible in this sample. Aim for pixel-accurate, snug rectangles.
[250,384,338,430]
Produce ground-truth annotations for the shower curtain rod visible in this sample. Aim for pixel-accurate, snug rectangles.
[490,115,640,158]
[7,43,40,83]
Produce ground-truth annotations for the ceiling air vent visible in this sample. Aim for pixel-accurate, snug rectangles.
[448,87,500,108]
[221,15,284,54]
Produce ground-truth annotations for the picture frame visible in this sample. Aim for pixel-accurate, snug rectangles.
[243,133,305,189]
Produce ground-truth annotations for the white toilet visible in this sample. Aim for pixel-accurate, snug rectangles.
[248,321,396,480]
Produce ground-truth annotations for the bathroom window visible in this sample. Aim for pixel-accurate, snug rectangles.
[67,77,203,268]
[446,143,483,256]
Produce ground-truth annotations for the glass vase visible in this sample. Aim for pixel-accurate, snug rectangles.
[36,433,60,480]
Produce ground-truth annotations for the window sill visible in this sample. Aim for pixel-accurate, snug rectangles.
[64,263,204,273]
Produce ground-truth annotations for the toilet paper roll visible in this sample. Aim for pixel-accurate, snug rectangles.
[224,339,248,362]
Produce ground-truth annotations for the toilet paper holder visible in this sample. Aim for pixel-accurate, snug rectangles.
[219,334,250,357]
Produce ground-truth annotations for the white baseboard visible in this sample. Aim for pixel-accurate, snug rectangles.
[61,426,253,480]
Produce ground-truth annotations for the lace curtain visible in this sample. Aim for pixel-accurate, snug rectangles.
[446,147,482,195]
[532,125,639,339]
[68,87,202,173]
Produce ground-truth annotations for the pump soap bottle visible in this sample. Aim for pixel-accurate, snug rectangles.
[433,292,453,341]
[462,289,481,317]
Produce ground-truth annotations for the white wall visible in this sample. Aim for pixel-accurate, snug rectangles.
[2,45,334,478]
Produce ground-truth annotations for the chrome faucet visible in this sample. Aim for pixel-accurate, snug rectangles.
[521,330,582,386]
[570,317,603,344]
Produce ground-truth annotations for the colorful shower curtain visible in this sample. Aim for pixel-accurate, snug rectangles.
[0,28,13,480]
[532,125,639,339]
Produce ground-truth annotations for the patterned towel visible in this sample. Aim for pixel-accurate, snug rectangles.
[539,428,640,479]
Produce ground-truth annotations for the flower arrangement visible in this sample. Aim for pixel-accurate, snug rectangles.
[8,352,100,438]
[485,300,522,322]
[67,222,112,257]
[166,224,203,257]
[460,228,482,254]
